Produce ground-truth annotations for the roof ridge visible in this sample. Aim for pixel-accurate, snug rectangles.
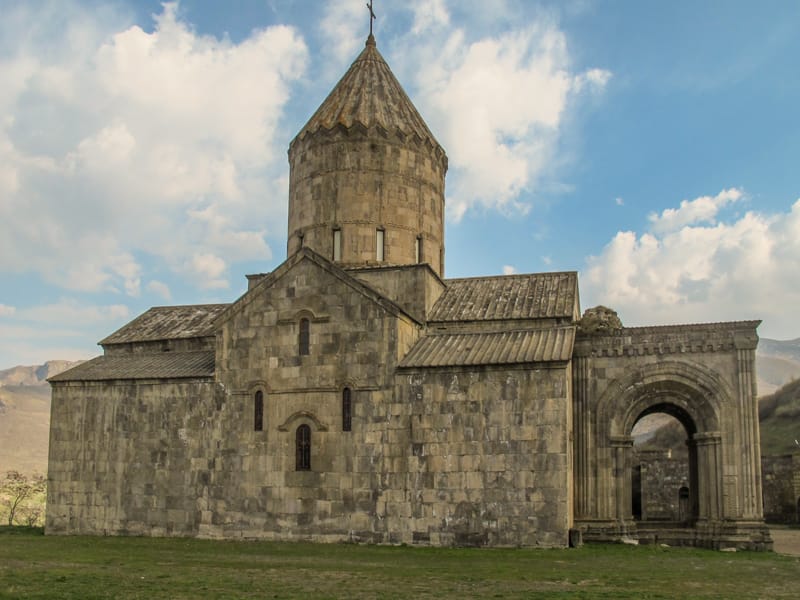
[444,271,577,284]
[145,303,230,310]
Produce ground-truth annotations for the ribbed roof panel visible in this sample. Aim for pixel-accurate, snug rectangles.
[399,327,575,368]
[49,351,216,382]
[100,304,228,345]
[429,272,578,322]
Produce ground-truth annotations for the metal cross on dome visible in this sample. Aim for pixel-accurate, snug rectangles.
[367,0,376,36]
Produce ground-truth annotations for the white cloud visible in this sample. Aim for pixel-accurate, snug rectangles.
[146,280,172,301]
[649,188,743,234]
[0,2,307,294]
[409,0,450,34]
[0,304,16,317]
[615,197,624,206]
[574,68,612,92]
[19,300,130,325]
[0,299,131,367]
[394,15,610,221]
[582,194,800,338]
[502,265,516,275]
[319,0,365,68]
[189,253,229,290]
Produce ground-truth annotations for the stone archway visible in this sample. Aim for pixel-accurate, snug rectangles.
[572,321,772,550]
[573,322,771,549]
[596,361,726,529]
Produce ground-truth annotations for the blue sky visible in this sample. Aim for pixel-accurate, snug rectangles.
[1,0,799,367]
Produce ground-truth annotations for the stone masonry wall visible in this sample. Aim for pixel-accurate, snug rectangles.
[206,256,419,541]
[390,365,573,547]
[46,379,215,536]
[761,454,800,523]
[634,450,690,521]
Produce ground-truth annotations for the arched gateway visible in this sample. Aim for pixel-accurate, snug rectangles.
[573,318,772,550]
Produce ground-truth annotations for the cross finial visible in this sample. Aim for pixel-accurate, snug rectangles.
[367,0,376,37]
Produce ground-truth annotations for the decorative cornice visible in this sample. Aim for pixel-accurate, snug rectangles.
[574,321,760,358]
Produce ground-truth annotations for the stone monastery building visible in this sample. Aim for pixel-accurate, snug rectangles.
[48,33,771,550]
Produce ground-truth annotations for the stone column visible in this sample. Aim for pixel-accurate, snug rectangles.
[610,436,634,523]
[694,432,723,521]
[736,345,763,519]
[572,355,592,518]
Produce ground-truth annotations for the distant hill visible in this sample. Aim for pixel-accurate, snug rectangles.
[0,361,81,474]
[757,337,800,395]
[758,378,800,456]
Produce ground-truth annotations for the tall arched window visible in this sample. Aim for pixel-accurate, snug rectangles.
[376,229,385,261]
[254,391,264,431]
[342,387,352,432]
[299,318,310,356]
[296,424,311,471]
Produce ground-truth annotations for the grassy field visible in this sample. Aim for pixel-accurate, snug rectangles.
[2,528,800,599]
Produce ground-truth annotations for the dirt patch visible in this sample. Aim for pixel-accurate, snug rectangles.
[769,526,800,556]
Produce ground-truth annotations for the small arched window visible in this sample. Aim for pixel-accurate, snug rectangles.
[296,424,311,471]
[376,229,385,261]
[342,387,352,432]
[299,318,310,356]
[254,391,264,431]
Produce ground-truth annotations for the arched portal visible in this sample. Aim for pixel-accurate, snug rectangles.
[587,361,728,534]
[630,406,696,525]
[573,323,772,550]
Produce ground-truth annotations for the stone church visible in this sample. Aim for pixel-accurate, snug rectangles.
[47,33,771,550]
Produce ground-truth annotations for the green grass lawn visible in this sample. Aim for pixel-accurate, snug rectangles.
[1,527,799,599]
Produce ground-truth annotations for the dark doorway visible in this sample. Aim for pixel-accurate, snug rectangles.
[632,465,643,520]
[631,407,695,524]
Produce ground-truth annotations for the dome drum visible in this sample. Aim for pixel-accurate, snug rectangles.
[288,128,445,275]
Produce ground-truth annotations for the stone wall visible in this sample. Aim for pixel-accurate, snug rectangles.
[391,365,573,547]
[348,263,445,323]
[46,378,215,536]
[626,451,800,525]
[761,454,800,523]
[633,449,690,522]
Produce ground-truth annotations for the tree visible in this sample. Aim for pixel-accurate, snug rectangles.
[0,471,47,526]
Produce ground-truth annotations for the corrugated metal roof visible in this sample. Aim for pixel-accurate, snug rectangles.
[100,304,228,345]
[399,327,575,368]
[428,272,578,322]
[292,36,442,151]
[48,351,215,382]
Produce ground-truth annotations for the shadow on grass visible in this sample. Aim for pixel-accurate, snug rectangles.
[0,525,44,536]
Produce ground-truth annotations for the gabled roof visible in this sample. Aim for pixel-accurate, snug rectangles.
[428,272,578,322]
[399,327,575,368]
[216,247,421,328]
[292,36,442,152]
[48,351,215,382]
[100,304,228,345]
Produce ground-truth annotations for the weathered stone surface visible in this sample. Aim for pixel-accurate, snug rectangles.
[761,454,800,523]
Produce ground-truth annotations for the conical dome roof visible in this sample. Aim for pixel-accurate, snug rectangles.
[293,35,443,151]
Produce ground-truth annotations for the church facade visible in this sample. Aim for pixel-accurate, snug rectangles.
[47,35,771,549]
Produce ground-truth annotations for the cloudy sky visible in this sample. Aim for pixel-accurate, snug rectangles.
[1,0,799,367]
